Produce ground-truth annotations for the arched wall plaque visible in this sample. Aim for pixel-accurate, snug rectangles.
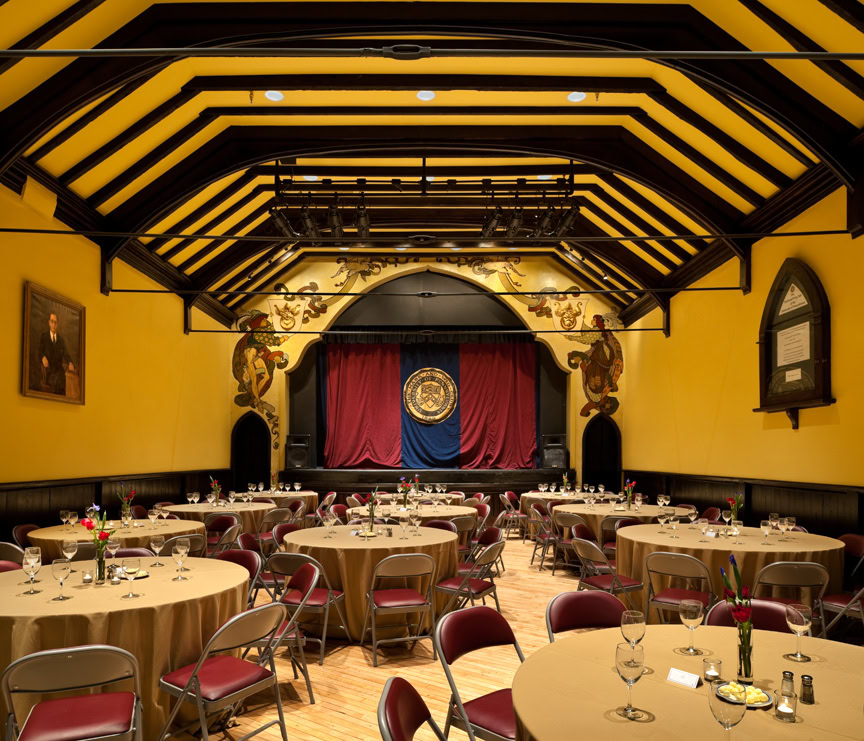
[754,258,834,429]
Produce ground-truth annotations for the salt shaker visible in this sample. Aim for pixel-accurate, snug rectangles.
[800,675,814,704]
[781,671,795,694]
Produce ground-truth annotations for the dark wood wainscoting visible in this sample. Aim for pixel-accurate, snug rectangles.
[0,469,230,540]
[624,469,863,537]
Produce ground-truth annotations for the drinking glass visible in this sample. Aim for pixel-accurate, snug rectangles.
[176,538,190,571]
[191,491,200,504]
[106,540,120,567]
[186,492,193,504]
[615,643,645,720]
[171,547,187,581]
[784,603,812,662]
[22,548,41,594]
[668,516,680,539]
[61,539,78,561]
[589,485,596,495]
[677,599,704,655]
[148,509,158,527]
[769,513,779,532]
[708,679,747,737]
[539,483,548,493]
[154,504,164,524]
[778,517,790,542]
[731,520,743,545]
[687,510,698,528]
[278,482,285,492]
[121,558,141,599]
[51,558,71,601]
[68,511,78,528]
[620,610,646,650]
[698,519,710,542]
[228,491,236,506]
[549,484,556,492]
[760,520,771,542]
[324,512,336,538]
[247,483,255,495]
[409,509,421,536]
[257,482,264,492]
[598,484,606,496]
[60,510,69,529]
[294,482,301,492]
[657,511,668,532]
[150,535,165,567]
[398,514,410,540]
[582,484,589,493]
[634,494,643,511]
[721,510,732,531]
[785,517,797,537]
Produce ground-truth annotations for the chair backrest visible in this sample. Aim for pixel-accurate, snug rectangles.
[258,507,294,533]
[553,511,589,535]
[1,645,141,710]
[615,518,643,531]
[676,503,698,511]
[252,497,276,504]
[0,542,24,564]
[451,516,476,537]
[331,504,348,523]
[210,523,243,555]
[238,532,257,551]
[571,523,596,543]
[447,492,465,503]
[286,561,320,597]
[267,551,336,592]
[423,519,457,533]
[378,676,445,741]
[280,497,306,514]
[600,516,632,542]
[216,548,263,602]
[476,526,502,547]
[346,495,362,509]
[158,533,206,557]
[12,524,39,549]
[154,501,175,508]
[273,522,302,545]
[71,542,97,561]
[645,551,713,600]
[0,561,22,572]
[546,591,627,641]
[321,492,337,510]
[114,547,154,558]
[701,506,721,521]
[373,553,436,583]
[706,599,792,633]
[532,501,549,518]
[569,537,612,573]
[753,561,829,605]
[475,502,490,522]
[203,512,241,532]
[131,505,148,520]
[791,525,809,533]
[434,605,524,665]
[460,499,482,511]
[204,602,287,655]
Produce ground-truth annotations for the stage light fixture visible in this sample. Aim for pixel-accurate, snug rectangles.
[300,204,320,238]
[555,205,580,236]
[531,206,556,237]
[328,202,344,238]
[270,208,298,238]
[506,206,524,238]
[481,206,503,237]
[356,202,371,238]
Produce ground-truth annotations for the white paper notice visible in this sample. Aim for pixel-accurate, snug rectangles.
[667,668,700,688]
[785,368,802,382]
[776,321,810,367]
[779,284,808,315]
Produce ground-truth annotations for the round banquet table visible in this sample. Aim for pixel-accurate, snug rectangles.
[615,525,845,620]
[520,491,614,514]
[347,504,478,525]
[377,492,467,506]
[267,490,319,518]
[282,524,458,640]
[554,502,691,543]
[164,502,274,534]
[0,557,247,738]
[28,520,206,560]
[513,625,864,740]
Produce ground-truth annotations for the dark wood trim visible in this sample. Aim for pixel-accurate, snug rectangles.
[0,467,231,492]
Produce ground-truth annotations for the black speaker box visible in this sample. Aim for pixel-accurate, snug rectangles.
[541,433,568,469]
[285,434,311,468]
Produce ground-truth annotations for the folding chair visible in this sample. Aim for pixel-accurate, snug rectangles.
[3,645,142,741]
[528,505,558,571]
[378,676,446,741]
[451,516,477,561]
[11,525,38,549]
[216,549,263,608]
[436,540,505,615]
[254,508,294,555]
[645,551,715,622]
[753,561,829,630]
[159,603,290,740]
[546,590,627,641]
[158,533,207,558]
[707,599,792,633]
[360,553,437,667]
[0,542,24,564]
[570,537,642,609]
[207,523,242,557]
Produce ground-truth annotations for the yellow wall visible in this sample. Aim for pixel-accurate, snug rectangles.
[621,188,864,486]
[0,180,233,482]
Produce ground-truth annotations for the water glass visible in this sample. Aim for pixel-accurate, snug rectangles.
[668,516,680,538]
[731,520,743,544]
[677,599,704,655]
[769,512,780,531]
[760,520,771,542]
[257,482,264,492]
[150,535,166,567]
[615,643,645,720]
[61,539,78,561]
[785,517,797,537]
[51,558,71,601]
[22,548,41,594]
[171,547,187,581]
[708,679,746,736]
[784,603,812,662]
[294,482,301,492]
[687,510,698,528]
[620,610,645,649]
[59,510,69,529]
[68,511,79,528]
[778,517,791,542]
[121,558,141,599]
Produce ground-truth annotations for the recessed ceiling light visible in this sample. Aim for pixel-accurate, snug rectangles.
[508,247,518,251]
[567,91,587,103]
[338,246,350,251]
[450,247,462,251]
[417,90,436,101]
[264,90,284,102]
[395,246,408,251]
[537,174,554,180]
[424,176,436,181]
[302,175,318,181]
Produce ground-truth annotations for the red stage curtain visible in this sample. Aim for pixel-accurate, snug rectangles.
[459,343,537,469]
[324,344,401,468]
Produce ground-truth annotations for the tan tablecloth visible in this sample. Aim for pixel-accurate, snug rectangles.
[28,520,206,560]
[165,502,274,534]
[268,491,319,519]
[378,493,466,506]
[347,504,478,524]
[282,525,458,640]
[513,625,864,740]
[0,557,247,738]
[616,525,845,620]
[554,503,691,542]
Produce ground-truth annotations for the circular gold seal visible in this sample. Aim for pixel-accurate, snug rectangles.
[403,367,458,424]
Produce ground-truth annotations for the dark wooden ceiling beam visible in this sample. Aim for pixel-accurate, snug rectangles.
[260,164,602,177]
[176,208,274,273]
[739,0,864,100]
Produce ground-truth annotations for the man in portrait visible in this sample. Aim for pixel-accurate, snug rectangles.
[37,312,75,395]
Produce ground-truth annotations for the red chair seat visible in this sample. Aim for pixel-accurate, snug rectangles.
[437,576,493,594]
[206,534,222,544]
[458,544,471,553]
[258,532,274,541]
[534,533,557,542]
[582,573,641,590]
[457,561,477,575]
[824,593,864,611]
[276,622,303,640]
[162,655,272,701]
[372,588,429,608]
[506,513,528,520]
[653,588,710,607]
[461,688,516,740]
[282,586,342,607]
[18,692,135,741]
[603,541,617,551]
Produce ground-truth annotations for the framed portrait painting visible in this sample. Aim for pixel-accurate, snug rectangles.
[22,282,85,404]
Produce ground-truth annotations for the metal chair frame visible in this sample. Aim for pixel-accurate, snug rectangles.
[599,515,634,557]
[548,512,591,575]
[436,540,505,615]
[216,549,263,608]
[0,542,24,564]
[823,583,864,636]
[158,533,207,558]
[451,516,478,561]
[3,645,142,741]
[377,676,446,741]
[753,560,829,631]
[644,551,716,622]
[528,505,558,571]
[571,537,641,609]
[360,553,438,667]
[254,508,294,555]
[208,523,242,557]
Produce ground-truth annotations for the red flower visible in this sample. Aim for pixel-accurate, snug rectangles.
[81,518,94,530]
[730,606,752,624]
[741,585,751,599]
[97,530,110,541]
[727,497,735,505]
[130,489,135,498]
[723,587,735,600]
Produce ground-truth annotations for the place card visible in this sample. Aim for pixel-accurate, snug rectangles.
[667,668,701,688]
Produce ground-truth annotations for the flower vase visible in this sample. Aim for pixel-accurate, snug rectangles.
[737,632,754,684]
[95,552,107,585]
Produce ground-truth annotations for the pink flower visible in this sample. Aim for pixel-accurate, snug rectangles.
[97,531,109,541]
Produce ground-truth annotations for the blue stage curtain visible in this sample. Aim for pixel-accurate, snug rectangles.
[400,344,461,468]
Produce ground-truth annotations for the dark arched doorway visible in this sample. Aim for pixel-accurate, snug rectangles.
[581,414,621,492]
[231,411,271,491]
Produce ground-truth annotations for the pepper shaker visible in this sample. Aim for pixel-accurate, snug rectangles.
[800,675,814,704]
[781,671,795,694]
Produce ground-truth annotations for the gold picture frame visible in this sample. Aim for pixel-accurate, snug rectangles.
[22,282,85,405]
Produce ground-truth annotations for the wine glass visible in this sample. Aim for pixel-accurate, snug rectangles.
[778,517,790,542]
[785,517,797,538]
[615,643,645,720]
[171,546,187,581]
[51,558,72,601]
[191,491,200,504]
[324,511,337,538]
[721,509,732,534]
[294,482,301,492]
[148,509,158,528]
[676,599,704,655]
[620,610,645,651]
[784,603,812,662]
[278,482,285,492]
[150,535,165,567]
[154,503,164,524]
[247,483,254,496]
[589,485,596,496]
[228,491,236,506]
[59,510,69,530]
[175,538,190,571]
[697,519,710,542]
[708,679,747,737]
[769,512,779,532]
[61,539,79,573]
[185,492,193,504]
[598,484,606,497]
[121,558,141,599]
[634,494,643,511]
[409,508,421,536]
[760,520,771,543]
[22,547,41,595]
[549,483,557,493]
[257,482,264,492]
[731,520,743,545]
[657,510,668,532]
[668,516,680,539]
[106,539,120,567]
[687,509,698,528]
[398,513,410,540]
[539,483,548,493]
[68,511,78,529]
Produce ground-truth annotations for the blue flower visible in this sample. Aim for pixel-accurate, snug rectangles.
[91,503,101,512]
[729,554,738,567]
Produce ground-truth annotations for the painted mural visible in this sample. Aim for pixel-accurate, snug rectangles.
[567,313,624,416]
[231,309,289,448]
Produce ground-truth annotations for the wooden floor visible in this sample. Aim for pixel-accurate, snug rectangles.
[169,536,577,741]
